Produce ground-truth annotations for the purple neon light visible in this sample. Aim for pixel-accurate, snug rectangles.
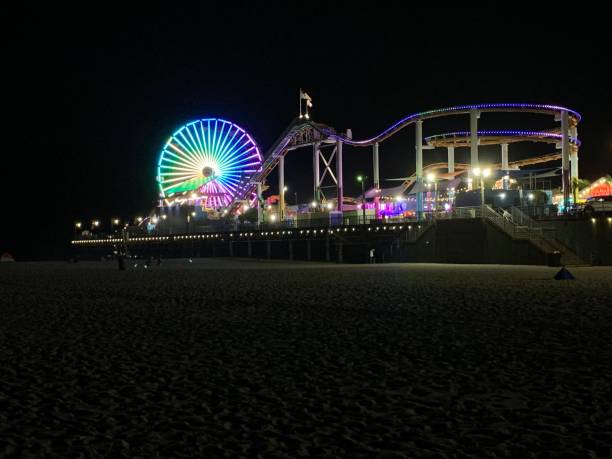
[314,103,581,147]
[425,130,581,146]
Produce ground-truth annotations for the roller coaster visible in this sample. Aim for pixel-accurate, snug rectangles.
[223,102,581,218]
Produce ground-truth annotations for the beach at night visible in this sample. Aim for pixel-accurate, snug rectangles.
[2,260,611,457]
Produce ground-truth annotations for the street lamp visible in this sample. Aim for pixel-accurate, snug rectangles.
[111,218,120,235]
[281,186,288,221]
[473,167,491,215]
[426,173,437,212]
[527,193,535,208]
[357,175,367,224]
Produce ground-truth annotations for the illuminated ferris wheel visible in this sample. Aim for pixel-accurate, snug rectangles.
[157,118,262,208]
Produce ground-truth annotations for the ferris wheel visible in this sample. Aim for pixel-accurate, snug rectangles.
[157,118,262,208]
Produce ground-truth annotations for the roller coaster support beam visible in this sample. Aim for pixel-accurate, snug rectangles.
[501,143,509,170]
[313,142,320,203]
[279,155,285,221]
[501,143,509,190]
[336,140,344,212]
[447,146,455,173]
[570,124,579,180]
[571,151,579,182]
[373,142,380,219]
[416,120,424,217]
[561,111,570,211]
[373,142,380,188]
[470,110,480,188]
[256,182,263,226]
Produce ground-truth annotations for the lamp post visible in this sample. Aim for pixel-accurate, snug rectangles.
[90,220,100,241]
[473,167,491,215]
[426,173,437,213]
[357,175,367,224]
[527,192,535,211]
[282,186,288,222]
[160,214,167,235]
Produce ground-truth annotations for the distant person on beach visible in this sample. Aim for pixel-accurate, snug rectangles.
[369,248,375,264]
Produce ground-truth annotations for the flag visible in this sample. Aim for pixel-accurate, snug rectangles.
[300,89,312,102]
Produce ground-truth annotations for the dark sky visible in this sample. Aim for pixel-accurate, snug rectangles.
[4,5,612,260]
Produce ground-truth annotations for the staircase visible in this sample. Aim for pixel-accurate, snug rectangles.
[483,205,586,265]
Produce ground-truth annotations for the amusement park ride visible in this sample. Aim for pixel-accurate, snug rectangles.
[150,95,582,232]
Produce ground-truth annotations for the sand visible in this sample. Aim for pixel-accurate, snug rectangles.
[1,259,611,458]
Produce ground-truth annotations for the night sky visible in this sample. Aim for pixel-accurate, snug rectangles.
[5,6,611,260]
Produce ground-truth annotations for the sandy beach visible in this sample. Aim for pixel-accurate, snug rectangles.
[1,259,611,457]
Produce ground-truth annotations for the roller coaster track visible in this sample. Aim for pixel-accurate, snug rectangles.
[311,103,580,147]
[226,103,580,213]
[425,130,581,148]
